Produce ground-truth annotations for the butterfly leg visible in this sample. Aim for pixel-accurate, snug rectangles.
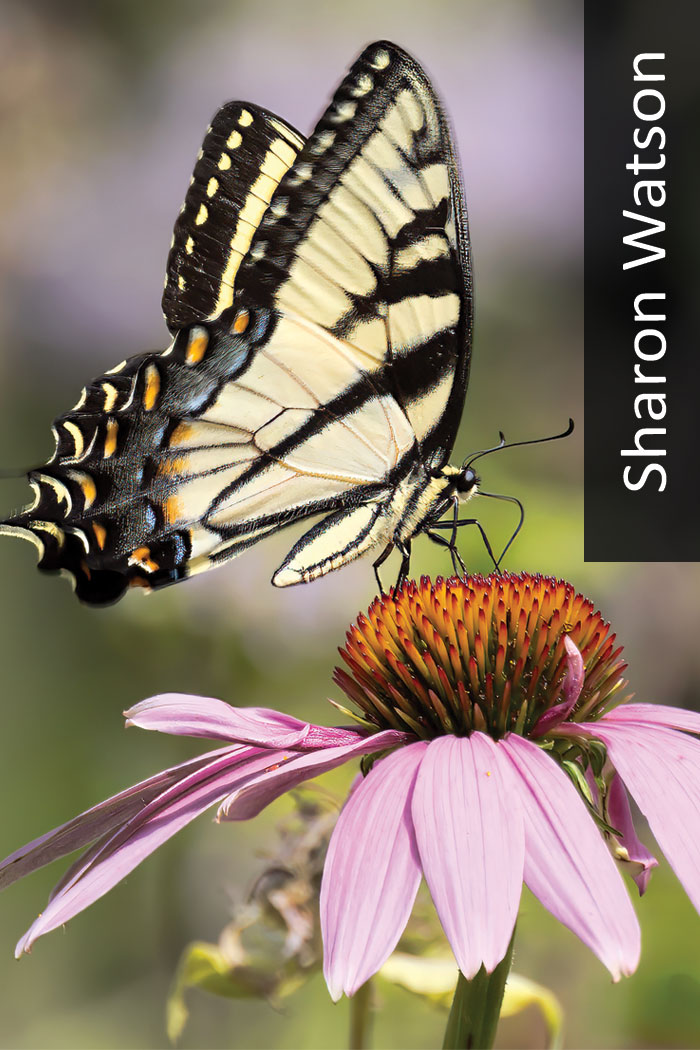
[395,538,412,589]
[448,497,461,567]
[425,529,467,577]
[428,517,500,572]
[372,543,394,593]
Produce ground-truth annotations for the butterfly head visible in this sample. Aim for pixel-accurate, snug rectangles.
[453,465,478,497]
[443,465,479,503]
[434,463,479,502]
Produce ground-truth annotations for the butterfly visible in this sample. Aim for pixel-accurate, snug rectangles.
[1,40,482,606]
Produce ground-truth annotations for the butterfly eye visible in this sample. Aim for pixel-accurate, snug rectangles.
[458,468,478,492]
[231,309,250,335]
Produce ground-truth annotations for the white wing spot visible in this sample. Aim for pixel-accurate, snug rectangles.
[331,100,357,123]
[371,48,390,70]
[351,73,373,97]
[313,129,336,153]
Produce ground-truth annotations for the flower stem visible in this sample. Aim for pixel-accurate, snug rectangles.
[349,978,374,1050]
[442,933,515,1050]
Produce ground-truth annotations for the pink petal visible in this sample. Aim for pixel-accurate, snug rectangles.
[501,735,640,980]
[601,703,700,736]
[321,742,427,1000]
[606,773,658,895]
[411,734,524,978]
[0,748,235,891]
[14,746,268,955]
[125,694,313,747]
[585,720,700,917]
[218,729,409,821]
[561,635,586,702]
[532,637,585,736]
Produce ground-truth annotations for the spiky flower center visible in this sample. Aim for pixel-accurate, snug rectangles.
[334,573,628,741]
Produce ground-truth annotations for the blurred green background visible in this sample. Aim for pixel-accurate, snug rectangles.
[0,1,698,1047]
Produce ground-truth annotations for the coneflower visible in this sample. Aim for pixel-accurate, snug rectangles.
[4,573,700,1047]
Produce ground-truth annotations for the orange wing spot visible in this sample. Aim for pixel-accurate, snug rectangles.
[92,522,107,550]
[128,546,160,573]
[129,576,153,592]
[186,327,209,365]
[80,475,97,509]
[80,560,92,581]
[143,364,161,411]
[164,495,184,524]
[232,309,250,334]
[170,422,194,446]
[104,419,118,458]
[158,455,189,477]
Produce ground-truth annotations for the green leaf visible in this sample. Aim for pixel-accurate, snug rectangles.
[562,758,593,804]
[167,941,235,1043]
[501,974,564,1050]
[379,951,459,1005]
[379,954,563,1050]
[586,739,608,778]
[166,938,281,1042]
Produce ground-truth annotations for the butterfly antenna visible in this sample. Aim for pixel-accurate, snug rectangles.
[464,418,574,471]
[477,490,525,568]
[463,434,506,470]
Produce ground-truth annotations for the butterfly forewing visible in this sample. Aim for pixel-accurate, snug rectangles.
[236,40,472,469]
[162,103,305,331]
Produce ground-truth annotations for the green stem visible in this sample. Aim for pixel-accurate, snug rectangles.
[442,932,516,1050]
[349,978,374,1050]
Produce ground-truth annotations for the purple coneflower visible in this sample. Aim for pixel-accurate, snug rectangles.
[2,573,700,1011]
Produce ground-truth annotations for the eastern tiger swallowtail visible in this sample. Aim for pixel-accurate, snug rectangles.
[1,40,482,605]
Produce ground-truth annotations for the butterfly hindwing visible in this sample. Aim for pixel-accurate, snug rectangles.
[0,305,414,602]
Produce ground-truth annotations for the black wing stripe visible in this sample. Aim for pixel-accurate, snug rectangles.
[208,329,453,504]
